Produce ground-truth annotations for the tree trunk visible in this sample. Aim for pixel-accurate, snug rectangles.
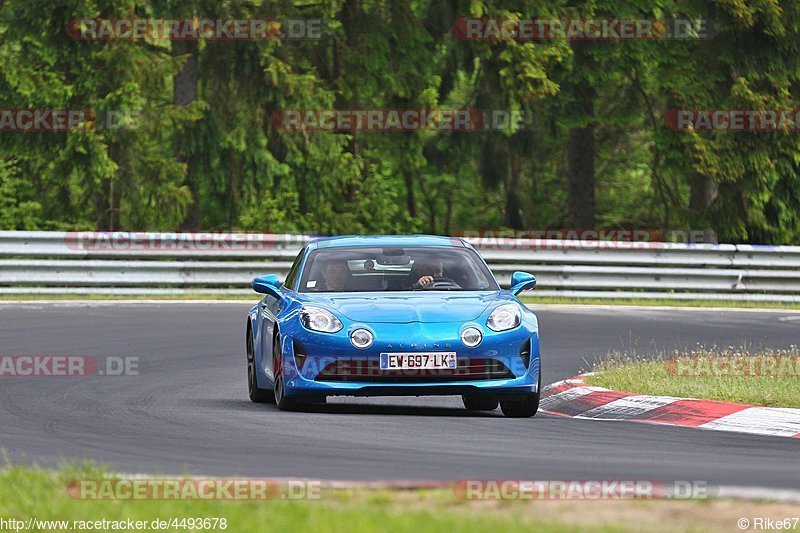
[173,39,199,230]
[405,173,416,218]
[689,173,717,211]
[505,151,524,229]
[567,123,595,228]
[96,141,121,230]
[566,42,596,229]
[689,173,718,242]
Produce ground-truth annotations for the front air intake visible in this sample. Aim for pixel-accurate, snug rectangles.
[315,357,514,383]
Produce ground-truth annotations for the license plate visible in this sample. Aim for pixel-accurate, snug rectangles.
[379,352,457,370]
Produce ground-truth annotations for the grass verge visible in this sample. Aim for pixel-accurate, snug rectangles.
[0,465,797,533]
[585,346,800,408]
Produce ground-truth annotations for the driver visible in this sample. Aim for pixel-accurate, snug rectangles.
[409,258,444,289]
[322,261,351,291]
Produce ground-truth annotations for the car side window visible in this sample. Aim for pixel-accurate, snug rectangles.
[283,247,305,291]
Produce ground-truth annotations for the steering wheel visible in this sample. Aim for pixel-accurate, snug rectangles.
[422,276,462,289]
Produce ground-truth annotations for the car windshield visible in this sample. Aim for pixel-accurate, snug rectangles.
[298,246,499,293]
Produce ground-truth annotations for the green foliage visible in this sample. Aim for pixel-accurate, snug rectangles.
[0,0,798,243]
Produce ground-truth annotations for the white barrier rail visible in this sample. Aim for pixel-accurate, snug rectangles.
[0,231,799,301]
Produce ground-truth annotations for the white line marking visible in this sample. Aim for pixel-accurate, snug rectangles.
[539,386,605,410]
[577,395,682,419]
[699,407,800,437]
[542,378,585,392]
[712,486,800,503]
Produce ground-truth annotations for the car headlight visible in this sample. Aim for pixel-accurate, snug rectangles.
[486,304,521,332]
[300,306,343,333]
[350,328,374,349]
[461,327,482,347]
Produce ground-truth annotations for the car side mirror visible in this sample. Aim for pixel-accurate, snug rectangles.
[252,274,283,297]
[510,271,536,296]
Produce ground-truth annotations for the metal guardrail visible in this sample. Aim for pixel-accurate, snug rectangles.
[1,231,799,301]
[0,231,309,259]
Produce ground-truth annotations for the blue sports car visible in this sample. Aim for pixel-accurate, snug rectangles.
[245,235,540,417]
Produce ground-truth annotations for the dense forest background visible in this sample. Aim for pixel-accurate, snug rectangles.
[1,0,799,244]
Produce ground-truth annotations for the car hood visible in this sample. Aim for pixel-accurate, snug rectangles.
[296,291,512,324]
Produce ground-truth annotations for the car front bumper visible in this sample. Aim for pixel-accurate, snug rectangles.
[274,322,540,398]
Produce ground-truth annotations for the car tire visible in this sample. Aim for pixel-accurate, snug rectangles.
[462,394,499,411]
[273,332,300,411]
[500,372,541,418]
[499,394,540,418]
[247,325,274,404]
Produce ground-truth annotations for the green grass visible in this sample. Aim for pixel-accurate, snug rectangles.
[586,346,800,408]
[0,466,611,533]
[2,465,795,532]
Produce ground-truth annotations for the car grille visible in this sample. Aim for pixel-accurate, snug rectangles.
[315,357,514,383]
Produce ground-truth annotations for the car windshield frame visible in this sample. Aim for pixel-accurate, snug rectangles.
[297,245,499,293]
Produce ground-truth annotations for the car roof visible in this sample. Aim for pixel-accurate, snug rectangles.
[309,235,468,250]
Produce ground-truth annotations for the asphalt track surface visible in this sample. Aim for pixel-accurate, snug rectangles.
[0,302,798,489]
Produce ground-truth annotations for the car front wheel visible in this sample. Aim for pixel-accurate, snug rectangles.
[273,332,299,411]
[499,393,540,418]
[247,326,274,404]
[500,371,541,418]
